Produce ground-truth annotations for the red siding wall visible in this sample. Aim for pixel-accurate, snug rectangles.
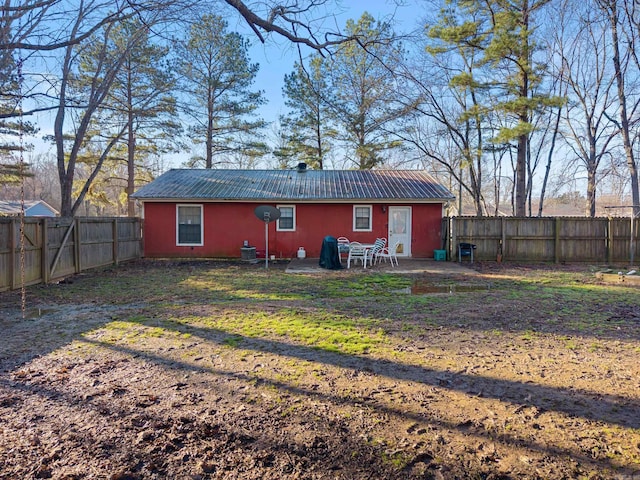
[142,202,445,258]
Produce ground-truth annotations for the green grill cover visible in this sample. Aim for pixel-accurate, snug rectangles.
[319,236,342,270]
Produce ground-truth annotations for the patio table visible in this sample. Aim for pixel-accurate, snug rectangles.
[360,243,378,268]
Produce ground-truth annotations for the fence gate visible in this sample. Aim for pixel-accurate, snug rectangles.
[0,217,142,292]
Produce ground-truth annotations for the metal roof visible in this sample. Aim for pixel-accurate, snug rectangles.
[132,169,455,203]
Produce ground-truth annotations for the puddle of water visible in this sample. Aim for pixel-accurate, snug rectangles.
[394,282,492,295]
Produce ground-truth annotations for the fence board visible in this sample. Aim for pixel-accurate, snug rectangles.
[3,215,638,291]
[0,217,141,292]
[450,216,639,264]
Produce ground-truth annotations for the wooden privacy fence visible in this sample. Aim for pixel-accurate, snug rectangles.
[446,216,640,264]
[0,217,142,292]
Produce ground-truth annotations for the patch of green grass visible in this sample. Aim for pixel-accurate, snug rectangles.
[27,260,640,354]
[176,308,386,355]
[379,448,411,470]
[223,335,243,347]
[180,276,312,301]
[324,274,412,297]
[565,339,579,351]
[588,342,602,352]
[84,316,191,345]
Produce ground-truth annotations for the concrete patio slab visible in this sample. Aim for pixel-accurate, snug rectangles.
[285,257,479,275]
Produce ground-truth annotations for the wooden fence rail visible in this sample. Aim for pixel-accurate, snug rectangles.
[2,216,637,291]
[0,217,142,292]
[446,216,640,264]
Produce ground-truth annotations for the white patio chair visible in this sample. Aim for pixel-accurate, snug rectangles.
[368,238,386,267]
[337,237,350,263]
[376,241,399,267]
[347,241,367,268]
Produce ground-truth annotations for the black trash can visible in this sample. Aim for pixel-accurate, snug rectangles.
[319,236,342,270]
[458,243,476,263]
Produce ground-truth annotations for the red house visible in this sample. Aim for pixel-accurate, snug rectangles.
[132,166,455,259]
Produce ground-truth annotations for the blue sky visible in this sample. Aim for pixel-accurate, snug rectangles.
[28,1,425,164]
[238,0,423,126]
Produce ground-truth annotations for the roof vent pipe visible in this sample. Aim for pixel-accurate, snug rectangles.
[297,162,307,172]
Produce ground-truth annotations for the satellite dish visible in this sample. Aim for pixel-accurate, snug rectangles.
[254,205,281,269]
[254,205,281,223]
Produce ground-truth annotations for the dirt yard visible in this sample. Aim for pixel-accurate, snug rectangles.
[1,260,639,479]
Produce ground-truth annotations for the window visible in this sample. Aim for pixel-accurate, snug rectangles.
[176,204,203,246]
[353,205,372,232]
[277,205,295,231]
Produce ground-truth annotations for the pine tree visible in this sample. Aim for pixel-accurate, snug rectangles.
[76,20,179,216]
[425,4,492,215]
[428,0,563,216]
[176,14,266,169]
[323,12,414,170]
[0,46,36,186]
[278,56,334,169]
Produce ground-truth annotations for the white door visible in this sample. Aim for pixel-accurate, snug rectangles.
[388,207,411,257]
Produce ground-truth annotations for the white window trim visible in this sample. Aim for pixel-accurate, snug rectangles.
[276,204,296,231]
[353,205,373,232]
[176,204,204,246]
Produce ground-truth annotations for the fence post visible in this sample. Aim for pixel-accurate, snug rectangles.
[138,218,143,258]
[441,216,449,259]
[631,214,637,267]
[41,218,49,284]
[113,218,119,265]
[607,217,613,264]
[74,218,81,273]
[501,217,506,262]
[554,217,561,264]
[451,217,458,261]
[9,218,16,290]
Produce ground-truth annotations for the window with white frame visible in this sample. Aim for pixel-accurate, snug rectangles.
[176,204,203,245]
[353,205,372,231]
[277,205,295,231]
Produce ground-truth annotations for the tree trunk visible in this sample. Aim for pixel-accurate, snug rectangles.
[608,2,640,215]
[515,133,528,216]
[206,93,214,169]
[56,41,74,218]
[538,106,562,217]
[515,0,530,217]
[59,175,74,218]
[586,167,597,217]
[127,66,136,217]
[127,114,136,217]
[315,108,323,169]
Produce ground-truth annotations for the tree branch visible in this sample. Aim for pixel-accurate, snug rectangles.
[222,0,353,51]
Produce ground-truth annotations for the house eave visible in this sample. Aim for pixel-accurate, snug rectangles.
[133,197,455,204]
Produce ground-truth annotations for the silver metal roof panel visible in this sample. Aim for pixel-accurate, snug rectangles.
[132,169,455,202]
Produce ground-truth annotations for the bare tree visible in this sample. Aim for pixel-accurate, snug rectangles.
[401,5,493,216]
[53,2,172,217]
[551,1,618,217]
[222,0,355,50]
[2,0,138,53]
[6,0,373,217]
[596,0,640,215]
[0,0,145,123]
